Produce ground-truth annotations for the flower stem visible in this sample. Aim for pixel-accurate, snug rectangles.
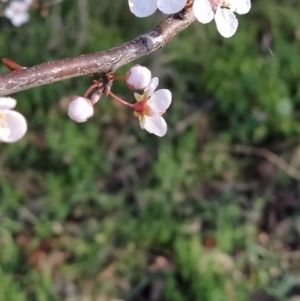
[111,76,126,81]
[107,91,134,109]
[83,83,100,98]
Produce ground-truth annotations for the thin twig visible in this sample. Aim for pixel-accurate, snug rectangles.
[232,144,300,181]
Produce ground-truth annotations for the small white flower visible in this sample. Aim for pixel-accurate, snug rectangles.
[68,96,94,123]
[128,0,187,17]
[0,97,27,143]
[133,78,172,137]
[193,0,251,38]
[126,65,152,90]
[23,0,33,6]
[4,0,31,27]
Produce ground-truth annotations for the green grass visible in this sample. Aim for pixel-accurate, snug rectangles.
[0,0,300,300]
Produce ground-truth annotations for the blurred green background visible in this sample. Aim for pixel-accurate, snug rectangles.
[0,0,300,300]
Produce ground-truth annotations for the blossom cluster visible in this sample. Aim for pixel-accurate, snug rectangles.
[0,0,252,142]
[128,0,251,38]
[1,64,171,143]
[3,0,33,27]
[68,65,172,137]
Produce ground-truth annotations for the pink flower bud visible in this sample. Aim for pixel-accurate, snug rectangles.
[68,96,94,123]
[126,65,151,90]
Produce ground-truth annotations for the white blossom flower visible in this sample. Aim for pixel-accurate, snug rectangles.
[4,0,31,27]
[23,0,33,6]
[68,96,94,123]
[126,65,152,90]
[193,0,251,38]
[128,0,187,17]
[133,78,172,137]
[0,97,27,143]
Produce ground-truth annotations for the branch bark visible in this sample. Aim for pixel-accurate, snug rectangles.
[0,9,196,96]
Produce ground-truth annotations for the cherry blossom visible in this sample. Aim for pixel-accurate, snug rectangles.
[4,0,32,27]
[128,0,187,17]
[23,0,33,5]
[68,96,94,123]
[193,0,251,38]
[126,65,151,90]
[0,97,27,143]
[133,78,172,137]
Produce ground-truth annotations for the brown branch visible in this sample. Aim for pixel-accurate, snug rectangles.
[0,9,196,96]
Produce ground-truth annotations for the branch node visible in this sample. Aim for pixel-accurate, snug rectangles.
[2,58,25,72]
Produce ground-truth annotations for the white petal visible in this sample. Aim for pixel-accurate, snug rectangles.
[23,0,33,7]
[230,0,251,14]
[0,97,17,110]
[4,1,30,27]
[126,65,151,90]
[157,0,187,14]
[147,89,172,113]
[143,114,167,137]
[193,0,214,24]
[0,127,11,141]
[145,77,159,96]
[128,0,157,17]
[68,97,94,123]
[1,110,27,143]
[215,7,238,38]
[11,13,29,27]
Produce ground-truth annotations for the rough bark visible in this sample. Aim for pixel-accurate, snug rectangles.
[0,9,195,96]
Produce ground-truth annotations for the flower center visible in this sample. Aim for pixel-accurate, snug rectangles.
[134,100,147,115]
[209,0,231,10]
[209,0,220,10]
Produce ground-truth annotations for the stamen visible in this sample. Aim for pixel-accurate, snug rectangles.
[209,0,231,10]
[0,112,6,120]
[220,1,231,8]
[0,121,8,128]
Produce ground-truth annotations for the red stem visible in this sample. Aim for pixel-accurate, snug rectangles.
[83,83,99,98]
[107,91,134,109]
[111,76,126,81]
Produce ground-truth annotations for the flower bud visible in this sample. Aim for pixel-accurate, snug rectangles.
[68,96,94,123]
[126,65,151,90]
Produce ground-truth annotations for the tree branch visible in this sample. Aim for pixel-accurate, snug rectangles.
[0,9,196,96]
